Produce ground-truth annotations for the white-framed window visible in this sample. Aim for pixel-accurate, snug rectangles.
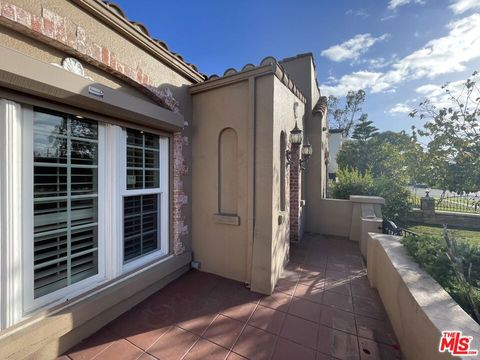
[22,107,106,313]
[0,99,170,329]
[120,129,169,273]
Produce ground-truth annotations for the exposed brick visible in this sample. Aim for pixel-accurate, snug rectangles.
[136,67,143,83]
[53,12,66,43]
[101,46,110,65]
[65,19,76,48]
[31,14,43,33]
[41,7,55,38]
[124,66,134,80]
[289,143,301,242]
[14,6,30,28]
[2,3,15,21]
[109,52,117,71]
[117,62,125,74]
[91,42,102,62]
[76,25,86,53]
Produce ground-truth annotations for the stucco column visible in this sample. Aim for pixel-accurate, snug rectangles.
[289,143,301,242]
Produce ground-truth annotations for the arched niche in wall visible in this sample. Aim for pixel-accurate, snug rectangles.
[218,128,238,215]
[280,131,287,211]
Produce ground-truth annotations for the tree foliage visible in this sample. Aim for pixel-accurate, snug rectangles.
[410,71,480,194]
[332,168,410,222]
[336,117,419,181]
[327,89,366,136]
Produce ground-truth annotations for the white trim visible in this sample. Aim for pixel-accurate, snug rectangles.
[120,131,169,273]
[22,111,107,314]
[104,124,124,279]
[0,99,24,329]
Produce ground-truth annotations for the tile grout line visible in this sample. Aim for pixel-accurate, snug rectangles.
[179,312,220,360]
[227,296,261,359]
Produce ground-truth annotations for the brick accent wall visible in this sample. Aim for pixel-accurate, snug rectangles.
[0,1,180,112]
[289,143,301,242]
[173,133,189,255]
[0,1,190,255]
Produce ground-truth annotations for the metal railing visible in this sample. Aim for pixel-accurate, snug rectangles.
[408,192,480,214]
[382,219,418,237]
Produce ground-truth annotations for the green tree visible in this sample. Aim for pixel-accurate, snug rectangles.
[410,71,480,194]
[327,89,366,136]
[336,118,408,180]
[351,114,378,141]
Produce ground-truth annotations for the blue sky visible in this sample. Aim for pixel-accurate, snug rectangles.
[113,0,480,133]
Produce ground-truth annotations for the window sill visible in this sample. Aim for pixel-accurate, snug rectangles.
[213,213,240,226]
[0,252,192,360]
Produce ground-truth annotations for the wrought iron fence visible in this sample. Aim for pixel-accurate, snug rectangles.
[408,192,480,214]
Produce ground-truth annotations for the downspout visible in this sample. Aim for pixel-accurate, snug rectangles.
[246,76,256,286]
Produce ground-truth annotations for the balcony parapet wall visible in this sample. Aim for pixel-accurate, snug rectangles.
[367,233,480,360]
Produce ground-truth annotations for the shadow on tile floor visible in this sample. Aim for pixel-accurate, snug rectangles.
[59,235,402,360]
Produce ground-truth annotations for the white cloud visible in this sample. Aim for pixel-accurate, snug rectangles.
[388,0,425,10]
[345,9,369,18]
[321,71,383,97]
[321,33,390,62]
[415,79,480,109]
[388,103,411,115]
[354,55,398,69]
[321,14,480,96]
[449,0,480,14]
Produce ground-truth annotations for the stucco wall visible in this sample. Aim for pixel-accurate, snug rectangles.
[271,76,305,289]
[191,81,250,283]
[310,198,353,237]
[280,54,328,234]
[328,132,343,174]
[250,75,275,293]
[367,233,480,360]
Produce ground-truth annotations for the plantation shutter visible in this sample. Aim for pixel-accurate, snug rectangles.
[123,128,161,263]
[33,109,99,298]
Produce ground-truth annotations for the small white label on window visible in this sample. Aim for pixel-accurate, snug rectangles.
[127,175,136,185]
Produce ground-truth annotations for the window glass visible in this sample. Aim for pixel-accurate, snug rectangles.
[126,129,160,189]
[33,109,98,298]
[123,194,159,262]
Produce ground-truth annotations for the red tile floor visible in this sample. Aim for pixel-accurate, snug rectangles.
[59,235,402,360]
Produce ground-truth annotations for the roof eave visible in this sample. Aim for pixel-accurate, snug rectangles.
[72,0,205,83]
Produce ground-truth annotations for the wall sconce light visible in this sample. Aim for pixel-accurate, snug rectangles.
[286,122,303,165]
[300,138,313,170]
[289,122,303,145]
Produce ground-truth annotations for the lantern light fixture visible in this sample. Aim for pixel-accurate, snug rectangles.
[289,122,303,145]
[300,138,313,170]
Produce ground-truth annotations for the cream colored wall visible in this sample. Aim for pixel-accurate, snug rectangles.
[1,0,194,106]
[328,132,343,174]
[311,198,353,237]
[367,233,480,360]
[250,75,274,293]
[271,76,305,289]
[280,55,328,235]
[191,81,250,283]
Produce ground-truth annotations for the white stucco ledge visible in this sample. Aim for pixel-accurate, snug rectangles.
[367,232,480,360]
[349,195,385,205]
